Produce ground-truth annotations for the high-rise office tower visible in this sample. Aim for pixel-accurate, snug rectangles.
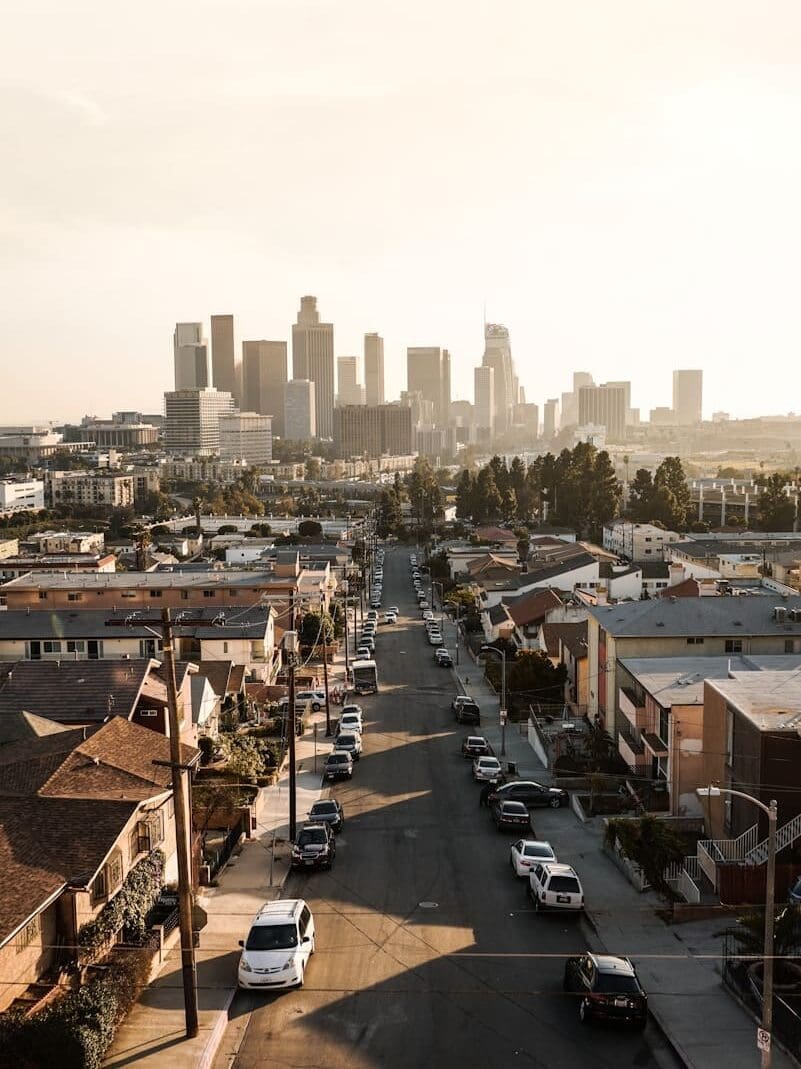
[474,366,495,435]
[336,356,364,406]
[173,323,209,391]
[672,369,703,425]
[406,347,448,425]
[333,404,413,458]
[219,412,273,466]
[578,383,627,440]
[400,390,435,426]
[482,324,516,434]
[543,398,560,439]
[292,296,334,438]
[364,333,385,405]
[242,340,288,436]
[605,380,633,425]
[163,388,234,453]
[284,379,317,441]
[210,315,237,401]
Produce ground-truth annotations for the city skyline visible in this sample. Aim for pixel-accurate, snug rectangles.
[4,2,801,422]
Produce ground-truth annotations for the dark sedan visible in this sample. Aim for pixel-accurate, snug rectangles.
[489,780,568,809]
[461,735,491,759]
[490,800,532,832]
[563,953,648,1029]
[455,702,481,725]
[308,799,345,833]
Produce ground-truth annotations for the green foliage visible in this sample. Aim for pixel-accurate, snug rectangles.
[77,850,165,954]
[757,473,796,531]
[604,815,685,899]
[223,736,265,784]
[198,736,215,764]
[299,609,334,647]
[727,904,801,958]
[376,488,403,538]
[298,519,323,537]
[627,457,692,530]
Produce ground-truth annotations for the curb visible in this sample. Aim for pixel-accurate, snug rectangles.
[582,906,693,1069]
[196,986,238,1069]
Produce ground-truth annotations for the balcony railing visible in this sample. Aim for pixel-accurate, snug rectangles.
[617,723,649,770]
[618,687,649,730]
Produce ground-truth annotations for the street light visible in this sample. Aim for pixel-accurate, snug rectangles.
[697,785,778,1069]
[480,644,507,757]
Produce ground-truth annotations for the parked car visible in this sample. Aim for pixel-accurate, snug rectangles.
[237,899,315,990]
[436,651,453,667]
[338,712,363,735]
[456,701,481,725]
[308,799,344,832]
[290,822,336,871]
[324,751,354,781]
[563,953,648,1029]
[510,839,557,877]
[366,610,378,621]
[528,862,584,912]
[370,598,381,609]
[334,731,362,761]
[356,645,372,659]
[384,612,398,624]
[419,600,430,610]
[452,694,478,713]
[359,637,375,654]
[428,631,443,646]
[422,610,434,621]
[341,703,363,719]
[491,799,531,832]
[489,780,568,809]
[388,605,399,614]
[473,755,504,782]
[295,690,325,712]
[461,735,491,759]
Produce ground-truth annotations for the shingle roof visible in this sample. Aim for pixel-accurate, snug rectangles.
[505,587,563,627]
[0,659,153,724]
[193,660,234,698]
[588,595,801,638]
[541,621,589,659]
[488,603,512,626]
[473,526,518,542]
[480,553,597,592]
[658,578,702,598]
[0,796,140,945]
[641,561,671,579]
[0,710,76,746]
[0,607,273,641]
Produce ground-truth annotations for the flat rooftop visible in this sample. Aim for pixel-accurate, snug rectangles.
[2,569,299,591]
[707,671,801,732]
[620,654,801,706]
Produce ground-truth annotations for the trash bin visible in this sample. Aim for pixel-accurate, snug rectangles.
[507,761,517,776]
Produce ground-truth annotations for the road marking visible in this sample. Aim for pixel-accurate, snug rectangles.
[418,901,439,909]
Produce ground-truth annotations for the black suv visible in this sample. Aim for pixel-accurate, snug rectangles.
[290,822,336,871]
[563,953,648,1029]
[455,701,481,725]
[489,780,568,809]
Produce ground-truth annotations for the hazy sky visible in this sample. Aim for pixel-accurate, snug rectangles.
[2,1,800,424]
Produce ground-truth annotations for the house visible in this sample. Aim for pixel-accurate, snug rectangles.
[0,717,199,1011]
[602,522,682,561]
[586,595,801,735]
[472,526,519,547]
[444,544,519,580]
[0,658,197,743]
[666,536,801,581]
[503,588,565,647]
[701,672,801,842]
[641,561,671,597]
[0,553,116,581]
[0,607,279,681]
[192,660,246,732]
[540,620,589,708]
[476,548,598,608]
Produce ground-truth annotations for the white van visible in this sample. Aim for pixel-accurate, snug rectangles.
[238,898,315,989]
[528,862,584,912]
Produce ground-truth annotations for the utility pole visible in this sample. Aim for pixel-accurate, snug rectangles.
[321,597,332,737]
[160,608,199,1039]
[286,595,299,842]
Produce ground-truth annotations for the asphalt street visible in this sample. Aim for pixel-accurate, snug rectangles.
[216,547,682,1069]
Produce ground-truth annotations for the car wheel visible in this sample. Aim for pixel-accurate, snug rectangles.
[579,999,592,1026]
[550,797,562,809]
[312,702,321,712]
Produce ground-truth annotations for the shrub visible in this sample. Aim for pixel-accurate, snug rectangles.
[198,736,215,764]
[77,851,164,955]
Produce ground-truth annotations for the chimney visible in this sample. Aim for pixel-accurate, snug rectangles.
[668,562,685,587]
[596,586,608,606]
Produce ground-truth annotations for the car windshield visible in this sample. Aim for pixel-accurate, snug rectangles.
[246,923,298,951]
[298,828,327,846]
[328,754,348,765]
[524,844,553,858]
[311,803,336,815]
[594,973,640,994]
[338,734,356,746]
[467,738,483,746]
[549,876,581,893]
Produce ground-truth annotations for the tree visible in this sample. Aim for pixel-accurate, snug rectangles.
[299,610,334,648]
[474,467,502,523]
[756,473,795,531]
[604,815,686,900]
[455,470,476,520]
[589,450,621,538]
[376,489,402,538]
[305,457,321,480]
[627,468,653,521]
[298,519,323,538]
[653,456,692,530]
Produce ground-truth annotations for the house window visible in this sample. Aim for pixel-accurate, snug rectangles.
[121,591,136,599]
[38,591,48,601]
[785,639,796,654]
[686,637,705,645]
[149,590,162,599]
[66,640,85,654]
[140,638,157,657]
[725,640,743,653]
[43,641,62,654]
[92,868,107,902]
[658,706,669,745]
[67,592,82,602]
[203,589,216,598]
[180,591,189,600]
[15,915,41,954]
[229,590,237,597]
[106,850,123,894]
[222,641,229,654]
[138,709,158,718]
[28,641,41,660]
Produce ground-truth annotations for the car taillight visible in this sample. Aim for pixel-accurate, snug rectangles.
[588,993,609,1005]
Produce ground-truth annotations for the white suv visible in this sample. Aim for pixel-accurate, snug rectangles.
[238,898,315,989]
[527,862,584,912]
[296,690,326,712]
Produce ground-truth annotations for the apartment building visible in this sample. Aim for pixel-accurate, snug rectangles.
[603,521,683,561]
[45,471,134,509]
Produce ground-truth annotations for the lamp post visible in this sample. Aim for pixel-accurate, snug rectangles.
[481,644,507,757]
[697,786,778,1069]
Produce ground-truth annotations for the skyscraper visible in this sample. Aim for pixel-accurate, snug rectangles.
[173,323,209,391]
[284,379,316,441]
[673,369,703,425]
[441,349,451,424]
[474,366,495,436]
[543,398,560,439]
[364,333,385,405]
[292,296,334,438]
[482,324,516,434]
[578,383,627,440]
[163,388,234,453]
[336,356,364,406]
[219,412,273,466]
[333,404,413,458]
[210,315,237,401]
[407,347,447,425]
[242,341,288,436]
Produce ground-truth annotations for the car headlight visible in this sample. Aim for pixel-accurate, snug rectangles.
[240,957,253,972]
[280,958,295,972]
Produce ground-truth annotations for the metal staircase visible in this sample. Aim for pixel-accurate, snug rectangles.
[745,810,801,865]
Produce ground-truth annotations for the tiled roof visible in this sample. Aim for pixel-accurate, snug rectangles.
[0,659,152,724]
[228,664,246,692]
[505,588,563,627]
[473,526,518,542]
[0,796,139,945]
[658,578,702,598]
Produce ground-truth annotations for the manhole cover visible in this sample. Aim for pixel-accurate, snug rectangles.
[418,901,439,909]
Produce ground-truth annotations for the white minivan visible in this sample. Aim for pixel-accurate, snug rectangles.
[238,899,315,989]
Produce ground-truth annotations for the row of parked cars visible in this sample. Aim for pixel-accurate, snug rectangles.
[460,715,649,1030]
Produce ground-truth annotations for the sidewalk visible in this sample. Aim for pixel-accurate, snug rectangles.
[452,635,798,1069]
[103,672,347,1069]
